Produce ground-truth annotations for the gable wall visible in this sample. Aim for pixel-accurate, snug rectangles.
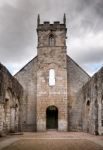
[15,57,37,131]
[67,56,90,131]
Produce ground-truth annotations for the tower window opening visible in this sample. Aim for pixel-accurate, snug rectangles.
[49,34,55,46]
[49,69,55,86]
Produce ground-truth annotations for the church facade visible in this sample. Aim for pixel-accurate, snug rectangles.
[15,16,103,135]
[15,15,90,132]
[0,15,103,136]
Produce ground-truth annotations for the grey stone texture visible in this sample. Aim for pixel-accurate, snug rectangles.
[79,67,103,135]
[37,21,68,131]
[0,63,23,135]
[15,58,37,131]
[67,56,90,131]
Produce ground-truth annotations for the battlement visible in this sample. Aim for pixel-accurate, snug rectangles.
[37,14,67,31]
[43,21,60,25]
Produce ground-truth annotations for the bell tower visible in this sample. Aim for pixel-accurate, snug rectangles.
[36,14,68,131]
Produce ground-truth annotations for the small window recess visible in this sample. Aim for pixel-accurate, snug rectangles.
[101,120,103,126]
[86,100,90,106]
[49,34,55,46]
[49,69,55,86]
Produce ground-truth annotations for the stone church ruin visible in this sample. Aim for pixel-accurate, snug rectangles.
[0,15,103,135]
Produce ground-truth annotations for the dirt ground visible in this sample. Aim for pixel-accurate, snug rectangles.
[0,132,103,150]
[2,139,103,150]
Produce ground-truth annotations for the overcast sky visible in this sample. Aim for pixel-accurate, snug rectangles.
[0,0,103,76]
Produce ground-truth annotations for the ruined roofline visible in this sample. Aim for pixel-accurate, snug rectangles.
[0,63,23,103]
[14,54,90,79]
[0,62,23,88]
[82,65,103,90]
[0,62,12,78]
[67,55,91,78]
[14,56,37,77]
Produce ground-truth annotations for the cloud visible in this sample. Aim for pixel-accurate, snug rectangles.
[0,1,37,65]
[0,0,103,76]
[69,32,103,63]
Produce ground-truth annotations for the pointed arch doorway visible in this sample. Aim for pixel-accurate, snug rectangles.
[46,106,58,129]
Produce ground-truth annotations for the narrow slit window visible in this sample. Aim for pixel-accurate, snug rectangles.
[49,34,55,46]
[49,69,55,86]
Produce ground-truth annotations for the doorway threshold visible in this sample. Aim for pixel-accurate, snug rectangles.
[47,129,58,131]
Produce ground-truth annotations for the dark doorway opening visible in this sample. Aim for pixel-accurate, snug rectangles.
[46,106,58,129]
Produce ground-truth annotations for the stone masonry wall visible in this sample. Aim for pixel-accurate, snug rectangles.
[0,63,23,135]
[37,22,68,131]
[67,56,90,131]
[15,58,37,131]
[80,67,103,135]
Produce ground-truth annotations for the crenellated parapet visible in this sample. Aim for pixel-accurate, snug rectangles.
[37,14,67,32]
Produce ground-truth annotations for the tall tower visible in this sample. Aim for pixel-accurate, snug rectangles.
[37,15,68,131]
